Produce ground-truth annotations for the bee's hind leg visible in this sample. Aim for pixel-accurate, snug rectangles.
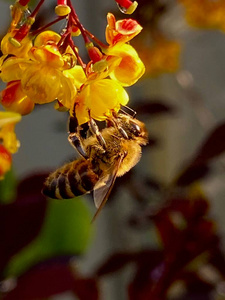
[68,116,88,159]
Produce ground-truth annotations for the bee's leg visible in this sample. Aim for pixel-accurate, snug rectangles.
[68,116,88,159]
[68,115,79,134]
[68,132,88,158]
[117,124,129,139]
[88,117,106,150]
[110,113,129,139]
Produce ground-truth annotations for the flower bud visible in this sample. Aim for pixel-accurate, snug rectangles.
[55,5,71,16]
[115,0,138,14]
[86,43,103,63]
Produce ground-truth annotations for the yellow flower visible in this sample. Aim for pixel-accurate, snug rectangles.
[0,111,21,179]
[0,31,78,110]
[0,81,34,115]
[66,62,130,125]
[105,13,142,45]
[0,2,33,58]
[63,65,87,89]
[104,43,145,86]
[0,111,21,154]
[21,64,73,105]
[179,0,225,31]
[74,78,129,125]
[0,57,32,82]
[1,33,33,58]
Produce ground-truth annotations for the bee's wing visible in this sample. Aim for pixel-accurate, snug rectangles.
[91,153,125,222]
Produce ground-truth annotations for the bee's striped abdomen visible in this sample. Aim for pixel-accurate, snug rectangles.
[42,159,99,199]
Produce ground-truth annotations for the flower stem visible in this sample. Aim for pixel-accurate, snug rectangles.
[68,37,86,70]
[85,29,107,49]
[32,16,65,37]
[13,0,46,42]
[67,0,90,44]
[30,0,45,18]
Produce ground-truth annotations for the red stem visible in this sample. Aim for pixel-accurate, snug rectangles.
[68,37,86,70]
[30,0,45,18]
[13,0,46,41]
[32,16,65,37]
[85,29,107,49]
[67,0,90,44]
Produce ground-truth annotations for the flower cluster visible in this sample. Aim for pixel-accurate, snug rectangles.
[0,0,145,178]
[0,111,21,178]
[74,13,145,124]
[0,1,144,121]
[179,0,225,31]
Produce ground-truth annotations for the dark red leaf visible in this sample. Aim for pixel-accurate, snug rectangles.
[2,257,99,300]
[193,122,225,165]
[2,259,75,300]
[175,164,210,186]
[209,248,225,277]
[128,265,154,300]
[0,194,47,276]
[72,278,99,300]
[96,252,136,276]
[177,271,214,299]
[96,250,163,277]
[174,122,225,187]
[152,211,184,250]
[16,173,49,199]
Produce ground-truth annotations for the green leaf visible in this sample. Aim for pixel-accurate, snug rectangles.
[5,197,94,277]
[0,169,17,204]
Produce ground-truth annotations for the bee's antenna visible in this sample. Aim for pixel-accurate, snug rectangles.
[120,105,137,118]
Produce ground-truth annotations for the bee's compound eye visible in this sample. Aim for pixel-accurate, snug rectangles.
[130,120,141,136]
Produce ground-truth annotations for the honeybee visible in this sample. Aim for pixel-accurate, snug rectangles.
[42,113,148,221]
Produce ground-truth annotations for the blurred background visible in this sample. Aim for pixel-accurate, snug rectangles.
[1,0,225,299]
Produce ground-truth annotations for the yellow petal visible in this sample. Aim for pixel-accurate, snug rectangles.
[0,81,34,115]
[0,111,21,154]
[21,65,62,104]
[57,74,77,109]
[29,45,64,68]
[0,57,32,82]
[75,79,129,124]
[63,65,87,89]
[106,44,145,86]
[34,30,61,47]
[105,13,142,45]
